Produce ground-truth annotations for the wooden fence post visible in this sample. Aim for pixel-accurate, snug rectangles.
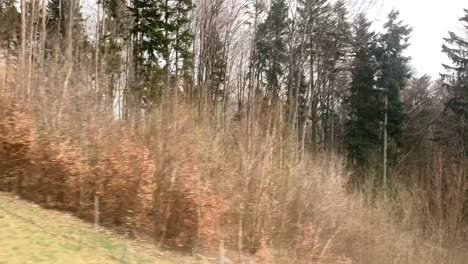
[219,240,225,264]
[94,194,100,229]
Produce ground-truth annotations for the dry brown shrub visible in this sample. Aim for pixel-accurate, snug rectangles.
[0,98,34,193]
[1,75,468,263]
[93,133,157,234]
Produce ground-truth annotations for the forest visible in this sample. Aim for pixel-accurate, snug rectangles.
[1,0,468,263]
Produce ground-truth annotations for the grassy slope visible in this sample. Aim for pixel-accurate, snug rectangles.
[0,192,207,264]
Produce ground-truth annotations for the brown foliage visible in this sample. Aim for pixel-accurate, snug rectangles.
[1,75,468,263]
[0,99,33,193]
[0,94,224,252]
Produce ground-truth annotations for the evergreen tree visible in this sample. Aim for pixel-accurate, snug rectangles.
[47,0,88,53]
[0,0,20,51]
[441,9,468,118]
[346,14,379,169]
[205,29,227,100]
[47,0,67,38]
[172,0,194,78]
[98,0,129,108]
[130,0,168,69]
[441,9,468,159]
[47,0,84,38]
[256,0,289,99]
[129,0,194,99]
[375,10,412,160]
[296,0,330,43]
[129,0,172,100]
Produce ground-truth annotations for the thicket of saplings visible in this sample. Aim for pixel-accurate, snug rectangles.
[0,60,466,264]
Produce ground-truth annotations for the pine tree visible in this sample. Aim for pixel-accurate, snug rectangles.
[129,0,170,101]
[98,0,129,108]
[47,0,87,53]
[345,14,379,169]
[172,0,194,79]
[441,9,468,118]
[256,0,289,99]
[47,0,84,38]
[296,0,330,43]
[441,9,468,160]
[375,10,412,187]
[0,0,20,51]
[130,0,168,69]
[376,10,412,145]
[129,0,194,100]
[47,0,67,38]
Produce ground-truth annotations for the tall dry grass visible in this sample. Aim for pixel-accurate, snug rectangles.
[0,59,467,264]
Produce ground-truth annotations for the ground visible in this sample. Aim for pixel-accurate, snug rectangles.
[0,192,209,264]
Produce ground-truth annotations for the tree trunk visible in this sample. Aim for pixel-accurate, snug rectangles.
[383,93,388,198]
[20,0,27,68]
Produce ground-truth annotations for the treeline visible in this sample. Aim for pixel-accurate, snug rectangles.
[1,0,468,263]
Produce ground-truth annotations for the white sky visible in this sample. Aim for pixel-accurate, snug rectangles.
[365,0,467,79]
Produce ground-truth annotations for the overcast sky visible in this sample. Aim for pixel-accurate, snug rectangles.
[365,0,467,79]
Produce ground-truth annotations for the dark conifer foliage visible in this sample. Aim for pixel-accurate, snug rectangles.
[442,9,468,118]
[255,0,289,99]
[346,14,379,169]
[0,0,20,50]
[47,0,86,40]
[375,10,412,166]
[129,0,194,100]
